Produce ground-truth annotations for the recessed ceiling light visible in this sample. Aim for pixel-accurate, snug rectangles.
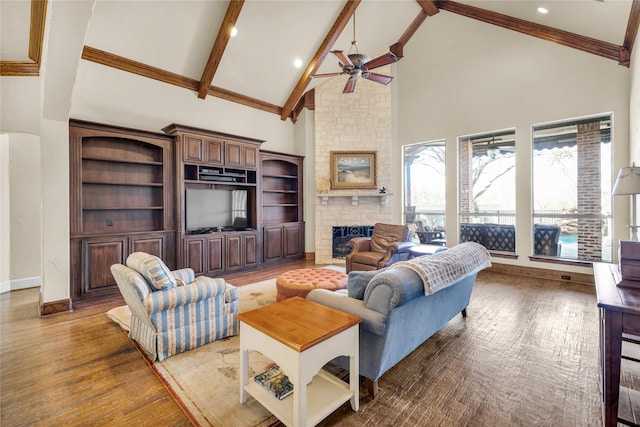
[230,26,238,37]
[293,58,303,68]
[537,6,549,14]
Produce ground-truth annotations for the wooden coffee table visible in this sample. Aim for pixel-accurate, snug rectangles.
[238,297,362,427]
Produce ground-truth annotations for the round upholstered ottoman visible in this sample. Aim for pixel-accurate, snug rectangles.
[276,268,348,302]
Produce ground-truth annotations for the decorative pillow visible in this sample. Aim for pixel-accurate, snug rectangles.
[348,267,387,300]
[126,252,177,291]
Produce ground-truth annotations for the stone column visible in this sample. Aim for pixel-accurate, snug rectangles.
[459,138,473,223]
[576,121,602,260]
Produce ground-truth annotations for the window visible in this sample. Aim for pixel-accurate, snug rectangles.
[532,114,612,262]
[459,129,516,253]
[403,140,446,244]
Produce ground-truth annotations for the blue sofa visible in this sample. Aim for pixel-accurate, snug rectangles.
[307,242,491,397]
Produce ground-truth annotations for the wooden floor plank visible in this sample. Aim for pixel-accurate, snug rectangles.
[1,261,639,426]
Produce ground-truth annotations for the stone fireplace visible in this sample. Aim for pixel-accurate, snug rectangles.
[313,66,394,265]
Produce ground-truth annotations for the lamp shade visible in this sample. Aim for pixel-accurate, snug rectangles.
[612,167,640,196]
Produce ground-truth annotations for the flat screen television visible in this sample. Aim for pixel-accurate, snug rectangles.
[185,188,248,231]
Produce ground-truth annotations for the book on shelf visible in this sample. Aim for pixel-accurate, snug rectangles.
[254,365,293,400]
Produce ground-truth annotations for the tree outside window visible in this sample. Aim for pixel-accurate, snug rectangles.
[403,140,446,244]
[459,129,516,253]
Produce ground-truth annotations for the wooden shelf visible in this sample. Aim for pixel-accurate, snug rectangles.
[82,155,163,166]
[83,206,164,210]
[262,174,298,179]
[82,180,163,187]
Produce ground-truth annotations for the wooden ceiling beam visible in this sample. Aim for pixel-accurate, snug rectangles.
[437,0,623,64]
[82,46,282,116]
[280,0,361,121]
[620,0,640,66]
[417,0,439,16]
[1,0,47,76]
[82,46,199,90]
[197,0,244,99]
[391,1,439,59]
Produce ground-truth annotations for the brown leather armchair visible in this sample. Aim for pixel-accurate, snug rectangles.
[346,223,414,273]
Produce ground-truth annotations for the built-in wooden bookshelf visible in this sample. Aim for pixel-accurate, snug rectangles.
[260,151,304,264]
[69,120,176,302]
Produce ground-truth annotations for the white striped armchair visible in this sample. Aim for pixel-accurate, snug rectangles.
[110,252,239,361]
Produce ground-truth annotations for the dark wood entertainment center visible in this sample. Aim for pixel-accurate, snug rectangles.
[69,120,304,303]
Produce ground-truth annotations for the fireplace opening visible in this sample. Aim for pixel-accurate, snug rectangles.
[332,225,374,258]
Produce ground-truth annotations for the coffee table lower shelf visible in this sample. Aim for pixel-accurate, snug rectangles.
[245,369,352,426]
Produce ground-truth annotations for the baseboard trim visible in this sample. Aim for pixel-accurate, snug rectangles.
[305,252,315,261]
[488,263,594,286]
[40,297,72,316]
[0,276,41,294]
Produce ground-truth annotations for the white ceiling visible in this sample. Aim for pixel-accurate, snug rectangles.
[1,0,636,116]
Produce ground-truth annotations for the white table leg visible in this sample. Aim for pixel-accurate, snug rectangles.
[239,327,248,403]
[291,363,306,427]
[350,325,359,411]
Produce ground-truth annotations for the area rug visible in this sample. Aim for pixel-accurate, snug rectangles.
[108,278,281,426]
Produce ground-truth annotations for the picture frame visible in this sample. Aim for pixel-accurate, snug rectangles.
[330,150,377,190]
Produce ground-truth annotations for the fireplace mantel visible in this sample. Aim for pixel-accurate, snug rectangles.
[317,191,391,206]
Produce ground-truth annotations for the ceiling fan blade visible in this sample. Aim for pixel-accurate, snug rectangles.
[343,75,357,93]
[362,72,393,85]
[363,52,397,70]
[311,72,344,78]
[331,50,353,68]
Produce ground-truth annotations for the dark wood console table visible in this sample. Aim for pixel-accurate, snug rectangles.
[594,262,640,426]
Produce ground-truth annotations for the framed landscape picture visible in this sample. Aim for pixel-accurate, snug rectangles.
[330,151,377,189]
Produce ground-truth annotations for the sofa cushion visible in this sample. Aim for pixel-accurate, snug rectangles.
[126,252,177,291]
[350,251,386,266]
[347,267,387,299]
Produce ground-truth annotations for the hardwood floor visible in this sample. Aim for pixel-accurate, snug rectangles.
[0,260,315,426]
[0,260,637,426]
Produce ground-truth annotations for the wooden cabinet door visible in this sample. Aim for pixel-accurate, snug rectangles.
[204,138,224,165]
[206,235,224,275]
[283,223,303,258]
[244,233,258,267]
[225,142,242,167]
[184,238,205,276]
[129,234,164,258]
[242,145,258,169]
[82,236,127,295]
[183,135,204,163]
[226,234,243,271]
[263,225,284,263]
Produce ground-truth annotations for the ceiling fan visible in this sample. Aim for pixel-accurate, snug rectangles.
[312,13,398,94]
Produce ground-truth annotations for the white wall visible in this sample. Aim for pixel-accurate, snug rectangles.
[9,133,41,285]
[396,12,631,273]
[0,133,42,294]
[631,31,640,163]
[1,135,10,292]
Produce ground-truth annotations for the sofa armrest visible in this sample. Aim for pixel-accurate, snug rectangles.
[349,237,372,254]
[307,289,387,336]
[225,283,240,303]
[390,241,414,253]
[171,268,195,285]
[363,268,425,316]
[144,277,228,313]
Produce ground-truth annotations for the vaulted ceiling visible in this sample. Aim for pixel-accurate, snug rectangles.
[2,0,638,123]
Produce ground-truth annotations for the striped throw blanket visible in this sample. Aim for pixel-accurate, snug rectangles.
[390,242,491,295]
